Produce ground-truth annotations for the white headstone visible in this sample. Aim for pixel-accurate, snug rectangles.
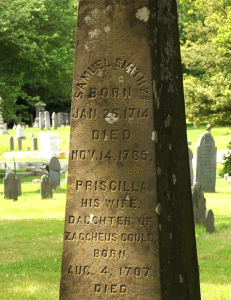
[15,124,26,139]
[39,132,59,158]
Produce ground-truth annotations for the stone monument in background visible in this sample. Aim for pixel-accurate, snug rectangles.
[194,131,217,192]
[59,1,201,299]
[34,102,46,127]
[39,132,59,158]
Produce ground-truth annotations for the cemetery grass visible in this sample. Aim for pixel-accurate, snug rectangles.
[0,176,231,299]
[0,176,66,300]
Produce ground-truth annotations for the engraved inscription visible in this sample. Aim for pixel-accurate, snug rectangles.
[72,107,151,120]
[71,149,149,162]
[94,284,127,295]
[75,180,146,192]
[72,150,149,161]
[68,265,91,276]
[94,249,126,259]
[92,129,131,141]
[61,51,157,298]
[74,58,149,100]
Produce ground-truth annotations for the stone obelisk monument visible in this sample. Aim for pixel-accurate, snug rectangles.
[60,1,201,299]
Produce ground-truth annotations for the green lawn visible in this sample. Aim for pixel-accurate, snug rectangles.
[0,177,66,300]
[0,175,231,299]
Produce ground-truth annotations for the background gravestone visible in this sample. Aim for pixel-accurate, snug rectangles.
[60,112,64,126]
[15,124,26,139]
[39,111,45,130]
[188,147,194,186]
[34,102,46,127]
[44,111,51,130]
[18,137,23,151]
[0,123,8,134]
[205,209,215,233]
[191,182,206,225]
[60,0,201,299]
[46,156,61,189]
[9,136,14,151]
[64,113,69,125]
[32,137,38,151]
[4,171,19,201]
[194,132,217,192]
[57,113,62,127]
[39,132,59,157]
[52,112,58,129]
[40,175,53,199]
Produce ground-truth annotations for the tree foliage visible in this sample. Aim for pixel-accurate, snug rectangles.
[178,0,231,125]
[2,1,231,125]
[0,0,77,123]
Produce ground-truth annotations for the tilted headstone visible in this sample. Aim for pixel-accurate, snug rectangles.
[4,171,19,200]
[39,132,59,157]
[40,175,53,199]
[9,136,14,151]
[44,111,51,130]
[191,182,206,225]
[32,137,38,151]
[52,112,58,129]
[46,156,61,189]
[194,132,217,192]
[59,1,201,299]
[205,209,215,233]
[188,147,194,186]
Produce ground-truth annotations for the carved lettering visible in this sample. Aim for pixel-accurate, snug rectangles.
[94,249,126,259]
[71,149,149,161]
[73,108,97,119]
[119,267,150,277]
[68,265,91,276]
[92,129,131,141]
[68,215,131,226]
[105,197,137,209]
[65,232,118,242]
[88,87,131,99]
[94,284,127,294]
[120,233,154,242]
[81,198,99,208]
[76,180,146,192]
